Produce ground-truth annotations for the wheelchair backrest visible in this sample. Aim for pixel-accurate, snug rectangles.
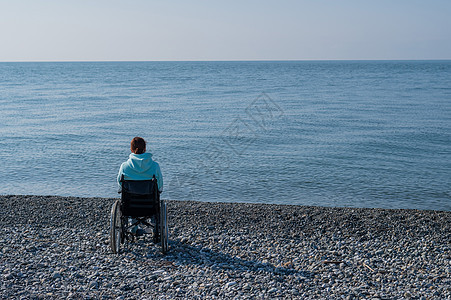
[120,175,159,217]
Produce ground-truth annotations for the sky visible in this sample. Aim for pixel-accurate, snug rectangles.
[0,0,450,61]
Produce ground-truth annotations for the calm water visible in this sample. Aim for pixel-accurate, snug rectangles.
[0,61,450,210]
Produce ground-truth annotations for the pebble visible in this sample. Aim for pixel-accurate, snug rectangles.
[89,281,99,289]
[52,272,62,280]
[0,195,450,299]
[225,281,237,288]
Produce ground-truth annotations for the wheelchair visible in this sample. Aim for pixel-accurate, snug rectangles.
[109,175,168,254]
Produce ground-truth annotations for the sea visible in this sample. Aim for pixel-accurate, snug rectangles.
[0,61,450,211]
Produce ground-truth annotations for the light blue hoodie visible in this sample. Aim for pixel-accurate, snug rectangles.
[117,152,163,192]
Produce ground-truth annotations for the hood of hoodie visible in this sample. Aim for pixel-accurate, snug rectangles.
[118,151,163,191]
[126,152,154,173]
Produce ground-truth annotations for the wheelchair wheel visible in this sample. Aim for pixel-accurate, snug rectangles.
[109,200,122,254]
[160,200,168,254]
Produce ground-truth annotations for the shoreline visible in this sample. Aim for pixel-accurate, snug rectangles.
[2,193,450,213]
[1,195,450,299]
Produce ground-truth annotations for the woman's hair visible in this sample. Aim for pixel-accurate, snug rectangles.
[131,137,146,154]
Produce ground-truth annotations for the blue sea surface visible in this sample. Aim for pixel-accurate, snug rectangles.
[0,61,450,210]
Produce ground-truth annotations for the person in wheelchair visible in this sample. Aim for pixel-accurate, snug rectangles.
[117,137,163,237]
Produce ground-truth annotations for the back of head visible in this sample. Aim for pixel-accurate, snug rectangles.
[131,137,146,154]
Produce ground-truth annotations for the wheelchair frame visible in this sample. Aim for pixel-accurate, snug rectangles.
[110,175,168,254]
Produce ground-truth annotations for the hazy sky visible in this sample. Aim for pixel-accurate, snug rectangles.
[1,0,450,61]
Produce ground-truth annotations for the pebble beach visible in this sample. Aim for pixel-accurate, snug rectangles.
[1,195,450,299]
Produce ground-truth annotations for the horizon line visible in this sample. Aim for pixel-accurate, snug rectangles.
[1,58,451,63]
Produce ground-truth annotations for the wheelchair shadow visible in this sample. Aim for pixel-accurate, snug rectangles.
[125,237,314,279]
